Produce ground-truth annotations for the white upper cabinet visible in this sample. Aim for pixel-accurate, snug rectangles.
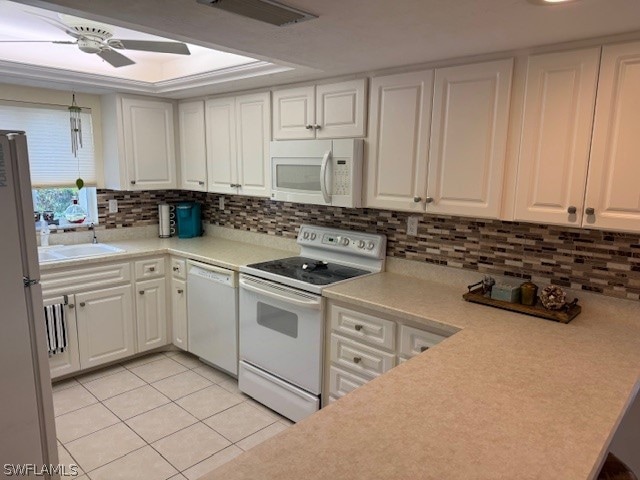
[585,41,640,232]
[102,95,177,190]
[205,92,271,197]
[273,79,367,140]
[427,59,513,218]
[514,48,601,226]
[366,70,434,211]
[178,101,207,192]
[236,92,272,197]
[272,86,315,140]
[205,97,238,195]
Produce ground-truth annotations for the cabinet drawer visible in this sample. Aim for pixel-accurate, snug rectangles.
[399,324,448,358]
[135,257,165,279]
[41,262,131,296]
[329,304,395,350]
[170,257,186,279]
[329,365,370,399]
[330,334,395,379]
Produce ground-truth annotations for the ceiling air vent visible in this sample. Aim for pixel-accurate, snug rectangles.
[197,0,317,26]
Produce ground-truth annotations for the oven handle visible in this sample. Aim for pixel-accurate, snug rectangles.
[240,276,322,310]
[320,149,332,204]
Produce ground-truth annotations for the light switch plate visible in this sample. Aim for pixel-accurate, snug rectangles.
[407,216,419,236]
[108,199,118,213]
[219,197,225,210]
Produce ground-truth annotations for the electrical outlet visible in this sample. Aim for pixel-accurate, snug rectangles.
[108,199,118,213]
[218,197,225,210]
[407,216,419,236]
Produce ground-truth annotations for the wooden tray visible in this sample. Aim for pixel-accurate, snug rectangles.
[463,287,581,324]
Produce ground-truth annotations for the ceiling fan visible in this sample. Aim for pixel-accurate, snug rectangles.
[0,14,190,68]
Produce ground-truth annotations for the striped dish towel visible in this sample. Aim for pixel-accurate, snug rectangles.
[44,303,68,356]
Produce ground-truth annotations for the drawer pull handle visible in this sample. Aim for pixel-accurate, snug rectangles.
[420,346,429,352]
[353,356,362,364]
[68,303,75,309]
[354,324,363,331]
[139,290,145,295]
[177,289,184,294]
[79,302,86,307]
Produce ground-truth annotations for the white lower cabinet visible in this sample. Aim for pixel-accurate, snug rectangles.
[135,278,168,353]
[44,294,80,379]
[326,301,450,403]
[171,277,188,351]
[76,285,135,369]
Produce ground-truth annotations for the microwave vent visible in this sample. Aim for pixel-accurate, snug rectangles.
[197,0,317,27]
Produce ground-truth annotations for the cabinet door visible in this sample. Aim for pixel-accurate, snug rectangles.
[44,295,80,379]
[76,285,135,369]
[121,97,177,190]
[427,59,513,218]
[205,97,238,194]
[171,277,188,351]
[178,101,207,192]
[272,86,315,140]
[316,79,367,139]
[585,41,640,232]
[135,278,168,353]
[514,48,600,226]
[365,70,434,211]
[236,92,271,197]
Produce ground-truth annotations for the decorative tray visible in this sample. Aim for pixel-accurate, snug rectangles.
[462,287,581,324]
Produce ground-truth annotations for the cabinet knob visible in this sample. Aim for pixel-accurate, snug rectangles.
[177,289,184,294]
[149,267,155,272]
[425,197,434,204]
[354,324,363,331]
[420,346,429,353]
[130,180,136,185]
[139,290,145,295]
[198,181,205,186]
[585,207,595,215]
[173,266,179,272]
[313,124,321,130]
[305,124,313,130]
[413,196,422,203]
[68,303,75,309]
[567,206,577,214]
[79,302,86,307]
[353,356,362,364]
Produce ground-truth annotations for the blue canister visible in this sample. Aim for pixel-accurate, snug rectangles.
[176,202,202,238]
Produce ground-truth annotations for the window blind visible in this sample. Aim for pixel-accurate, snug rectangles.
[0,102,96,187]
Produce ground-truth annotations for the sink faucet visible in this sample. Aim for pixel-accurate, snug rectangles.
[89,222,98,244]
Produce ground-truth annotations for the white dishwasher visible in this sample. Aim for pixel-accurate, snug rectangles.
[187,260,239,375]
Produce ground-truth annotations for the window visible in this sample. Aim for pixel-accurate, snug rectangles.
[0,100,98,227]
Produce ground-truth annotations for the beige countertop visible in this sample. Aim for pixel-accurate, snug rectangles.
[38,237,292,272]
[202,272,640,480]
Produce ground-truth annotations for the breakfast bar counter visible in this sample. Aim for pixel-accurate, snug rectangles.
[200,272,640,480]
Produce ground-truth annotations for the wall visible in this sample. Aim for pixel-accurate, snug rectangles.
[0,83,105,186]
[64,189,640,302]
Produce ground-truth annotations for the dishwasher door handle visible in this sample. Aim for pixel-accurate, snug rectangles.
[239,277,321,310]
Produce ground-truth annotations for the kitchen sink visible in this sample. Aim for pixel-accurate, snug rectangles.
[38,244,125,263]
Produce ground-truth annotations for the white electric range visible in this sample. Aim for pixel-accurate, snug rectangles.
[238,224,386,422]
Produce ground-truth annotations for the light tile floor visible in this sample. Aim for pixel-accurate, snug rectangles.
[52,351,293,480]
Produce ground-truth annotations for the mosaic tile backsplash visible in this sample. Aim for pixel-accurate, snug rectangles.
[87,189,640,301]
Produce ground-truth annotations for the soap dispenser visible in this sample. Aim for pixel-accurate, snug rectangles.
[40,219,50,247]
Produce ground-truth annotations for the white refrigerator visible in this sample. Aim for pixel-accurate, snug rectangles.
[0,131,58,473]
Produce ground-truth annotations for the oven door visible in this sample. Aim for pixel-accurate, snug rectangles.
[239,274,323,394]
[270,140,333,205]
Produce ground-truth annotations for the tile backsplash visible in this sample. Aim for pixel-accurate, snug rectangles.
[80,189,640,301]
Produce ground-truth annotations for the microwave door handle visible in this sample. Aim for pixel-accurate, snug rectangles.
[320,149,332,204]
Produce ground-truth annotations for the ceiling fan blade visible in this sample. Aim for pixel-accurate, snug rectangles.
[0,40,76,44]
[97,48,135,68]
[109,39,190,55]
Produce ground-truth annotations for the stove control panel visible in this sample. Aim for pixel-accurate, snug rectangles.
[297,225,386,260]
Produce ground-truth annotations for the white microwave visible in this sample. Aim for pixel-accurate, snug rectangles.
[270,139,363,208]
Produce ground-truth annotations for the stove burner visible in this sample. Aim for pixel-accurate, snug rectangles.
[246,257,371,286]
